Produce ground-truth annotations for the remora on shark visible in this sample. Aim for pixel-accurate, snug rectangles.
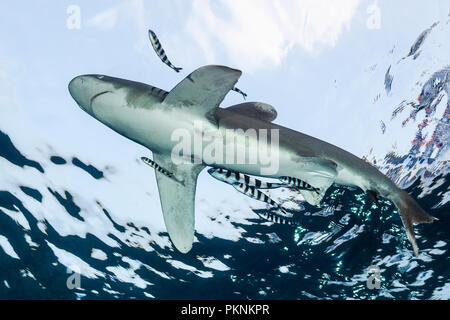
[69,65,436,256]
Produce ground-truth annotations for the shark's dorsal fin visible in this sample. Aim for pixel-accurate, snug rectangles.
[224,102,278,122]
[163,65,242,120]
[152,153,205,253]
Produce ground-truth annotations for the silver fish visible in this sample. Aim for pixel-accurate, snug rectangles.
[279,176,320,194]
[208,168,282,189]
[148,29,182,73]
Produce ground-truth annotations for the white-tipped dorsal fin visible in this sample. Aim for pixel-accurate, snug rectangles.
[163,65,242,119]
[225,102,278,122]
[152,153,205,253]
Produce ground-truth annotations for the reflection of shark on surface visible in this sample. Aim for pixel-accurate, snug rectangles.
[69,65,436,255]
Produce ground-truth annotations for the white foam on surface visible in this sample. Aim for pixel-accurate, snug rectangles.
[0,235,19,259]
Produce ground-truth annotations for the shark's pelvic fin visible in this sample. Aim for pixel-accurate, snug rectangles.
[163,65,242,122]
[153,153,205,253]
[292,158,338,206]
[225,102,278,122]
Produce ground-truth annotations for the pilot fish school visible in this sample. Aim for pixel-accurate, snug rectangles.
[181,303,270,317]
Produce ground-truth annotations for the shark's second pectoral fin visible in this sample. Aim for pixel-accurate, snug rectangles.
[292,158,338,206]
[153,153,205,253]
[224,102,278,122]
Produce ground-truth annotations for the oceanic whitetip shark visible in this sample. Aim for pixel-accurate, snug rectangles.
[68,65,435,255]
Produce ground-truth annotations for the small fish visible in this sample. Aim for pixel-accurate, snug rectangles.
[149,85,169,100]
[279,176,320,194]
[255,209,299,226]
[231,183,295,225]
[380,120,386,134]
[232,87,247,100]
[208,168,282,189]
[148,29,182,73]
[141,157,176,180]
[232,182,289,216]
[407,22,438,58]
[384,65,393,95]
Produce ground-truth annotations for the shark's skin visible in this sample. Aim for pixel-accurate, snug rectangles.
[68,66,435,255]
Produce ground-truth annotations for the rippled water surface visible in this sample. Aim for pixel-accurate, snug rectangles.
[0,129,448,299]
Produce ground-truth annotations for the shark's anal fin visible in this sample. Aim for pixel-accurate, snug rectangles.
[152,153,205,253]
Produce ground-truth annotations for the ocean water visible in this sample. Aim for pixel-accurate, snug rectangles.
[0,128,448,299]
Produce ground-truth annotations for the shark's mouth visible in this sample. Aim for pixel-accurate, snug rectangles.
[89,91,112,109]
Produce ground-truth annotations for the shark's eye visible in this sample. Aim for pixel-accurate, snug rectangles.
[96,75,105,79]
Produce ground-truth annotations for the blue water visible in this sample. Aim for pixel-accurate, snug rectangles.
[0,130,448,300]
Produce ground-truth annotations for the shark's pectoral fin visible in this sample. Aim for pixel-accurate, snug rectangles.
[153,153,205,253]
[163,65,242,122]
[293,158,338,206]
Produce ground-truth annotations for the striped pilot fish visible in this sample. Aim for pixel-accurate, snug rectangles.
[232,87,248,100]
[279,176,320,194]
[255,209,299,226]
[208,168,282,189]
[141,157,178,181]
[233,183,298,226]
[148,29,182,73]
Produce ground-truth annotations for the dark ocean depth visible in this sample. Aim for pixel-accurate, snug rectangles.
[0,129,448,300]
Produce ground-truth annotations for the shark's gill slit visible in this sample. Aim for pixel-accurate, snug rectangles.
[89,91,112,109]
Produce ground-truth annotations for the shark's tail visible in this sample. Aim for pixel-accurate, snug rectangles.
[390,189,435,256]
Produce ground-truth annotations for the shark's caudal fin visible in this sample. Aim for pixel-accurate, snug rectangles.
[391,189,435,256]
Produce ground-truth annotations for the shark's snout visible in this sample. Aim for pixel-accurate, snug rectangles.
[69,75,113,114]
[69,75,91,112]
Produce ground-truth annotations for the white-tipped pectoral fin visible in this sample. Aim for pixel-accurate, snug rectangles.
[153,153,205,253]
